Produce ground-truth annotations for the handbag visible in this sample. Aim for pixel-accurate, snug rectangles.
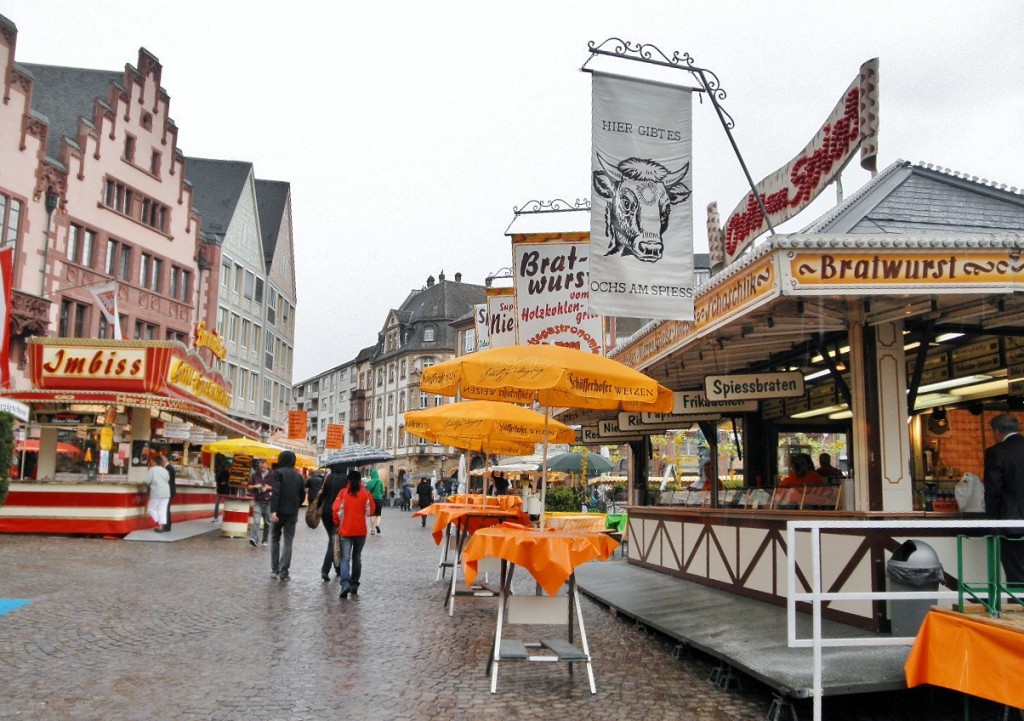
[304,481,326,529]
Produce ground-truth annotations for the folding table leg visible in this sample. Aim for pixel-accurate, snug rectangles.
[569,574,597,694]
[489,560,514,693]
[448,520,469,616]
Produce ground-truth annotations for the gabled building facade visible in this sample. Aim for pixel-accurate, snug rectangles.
[186,158,297,434]
[368,271,484,481]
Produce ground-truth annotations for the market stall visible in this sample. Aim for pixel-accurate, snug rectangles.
[0,337,256,535]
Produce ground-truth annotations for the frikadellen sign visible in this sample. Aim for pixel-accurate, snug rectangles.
[704,372,805,401]
[672,390,758,414]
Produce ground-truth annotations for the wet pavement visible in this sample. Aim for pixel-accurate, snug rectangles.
[0,506,1011,720]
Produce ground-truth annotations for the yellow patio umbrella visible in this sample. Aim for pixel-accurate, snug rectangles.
[406,400,573,491]
[202,438,317,469]
[405,400,576,446]
[420,344,673,522]
[420,344,673,412]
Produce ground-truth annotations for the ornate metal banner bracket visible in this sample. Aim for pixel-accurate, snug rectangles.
[512,199,590,215]
[582,38,777,239]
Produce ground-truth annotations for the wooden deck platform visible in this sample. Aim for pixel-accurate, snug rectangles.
[575,559,913,699]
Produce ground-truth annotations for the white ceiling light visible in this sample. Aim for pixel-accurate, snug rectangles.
[918,374,992,394]
[949,379,1009,399]
[791,404,848,419]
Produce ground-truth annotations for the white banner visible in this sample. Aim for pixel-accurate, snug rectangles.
[513,235,603,353]
[88,283,122,340]
[485,287,517,348]
[472,304,490,352]
[590,73,695,320]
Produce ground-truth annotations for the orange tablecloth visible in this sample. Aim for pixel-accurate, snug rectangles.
[448,494,524,510]
[905,607,1024,709]
[544,513,607,532]
[412,503,530,544]
[462,523,619,596]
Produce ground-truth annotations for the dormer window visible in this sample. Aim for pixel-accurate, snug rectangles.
[423,326,436,342]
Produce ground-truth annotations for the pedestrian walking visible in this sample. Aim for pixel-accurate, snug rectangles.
[365,467,385,534]
[319,470,346,582]
[146,455,171,533]
[248,459,273,547]
[400,483,412,512]
[331,469,374,599]
[416,476,433,527]
[305,471,324,506]
[269,451,304,581]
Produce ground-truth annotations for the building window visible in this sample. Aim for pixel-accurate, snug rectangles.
[387,394,394,415]
[133,321,157,340]
[240,319,251,349]
[399,425,406,447]
[123,134,136,162]
[229,313,240,343]
[350,367,357,382]
[254,277,264,304]
[400,359,407,379]
[388,364,395,382]
[0,193,23,246]
[399,393,406,413]
[267,287,278,325]
[150,258,162,292]
[424,326,436,342]
[243,270,255,300]
[178,270,191,302]
[376,398,383,417]
[265,332,275,370]
[386,427,394,448]
[66,225,79,263]
[220,261,231,287]
[376,368,384,387]
[234,264,244,295]
[420,392,429,409]
[105,239,131,280]
[81,229,95,267]
[58,301,91,338]
[139,253,151,288]
[150,150,161,176]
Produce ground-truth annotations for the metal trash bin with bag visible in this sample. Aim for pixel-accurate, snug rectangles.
[887,539,944,635]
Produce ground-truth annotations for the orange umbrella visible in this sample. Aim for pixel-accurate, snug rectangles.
[420,344,672,522]
[405,400,575,449]
[420,344,673,413]
[16,440,81,456]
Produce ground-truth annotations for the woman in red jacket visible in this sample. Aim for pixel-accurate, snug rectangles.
[331,469,374,600]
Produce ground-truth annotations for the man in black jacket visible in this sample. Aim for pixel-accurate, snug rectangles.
[162,455,177,532]
[984,414,1024,582]
[269,451,305,581]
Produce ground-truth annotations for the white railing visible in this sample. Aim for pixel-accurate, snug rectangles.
[786,518,1024,721]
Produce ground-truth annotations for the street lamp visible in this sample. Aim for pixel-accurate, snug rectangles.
[39,190,59,296]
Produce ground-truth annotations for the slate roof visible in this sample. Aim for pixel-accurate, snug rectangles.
[373,278,485,361]
[255,180,290,270]
[184,157,252,243]
[20,63,121,160]
[802,159,1024,235]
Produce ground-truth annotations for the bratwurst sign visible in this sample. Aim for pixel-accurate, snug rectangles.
[513,233,603,353]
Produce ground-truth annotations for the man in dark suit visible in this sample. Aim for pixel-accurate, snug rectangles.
[983,414,1024,583]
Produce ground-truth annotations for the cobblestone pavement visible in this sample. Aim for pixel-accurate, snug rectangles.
[0,507,1010,721]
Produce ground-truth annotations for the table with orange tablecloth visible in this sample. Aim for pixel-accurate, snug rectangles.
[544,512,607,533]
[463,523,619,694]
[413,503,532,615]
[905,607,1024,711]
[463,523,619,596]
[448,494,524,510]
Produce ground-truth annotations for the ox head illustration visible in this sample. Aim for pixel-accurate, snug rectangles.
[593,154,691,262]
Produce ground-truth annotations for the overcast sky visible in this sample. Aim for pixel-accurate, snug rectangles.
[6,1,1023,380]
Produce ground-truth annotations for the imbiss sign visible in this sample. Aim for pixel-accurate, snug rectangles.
[704,372,805,402]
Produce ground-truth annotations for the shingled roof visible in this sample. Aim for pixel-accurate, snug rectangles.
[20,62,121,161]
[255,179,289,271]
[802,159,1024,234]
[184,157,252,243]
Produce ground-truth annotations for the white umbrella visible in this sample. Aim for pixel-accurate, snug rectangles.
[457,454,467,494]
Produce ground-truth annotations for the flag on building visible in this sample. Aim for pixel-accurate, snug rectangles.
[590,72,695,320]
[88,283,122,340]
